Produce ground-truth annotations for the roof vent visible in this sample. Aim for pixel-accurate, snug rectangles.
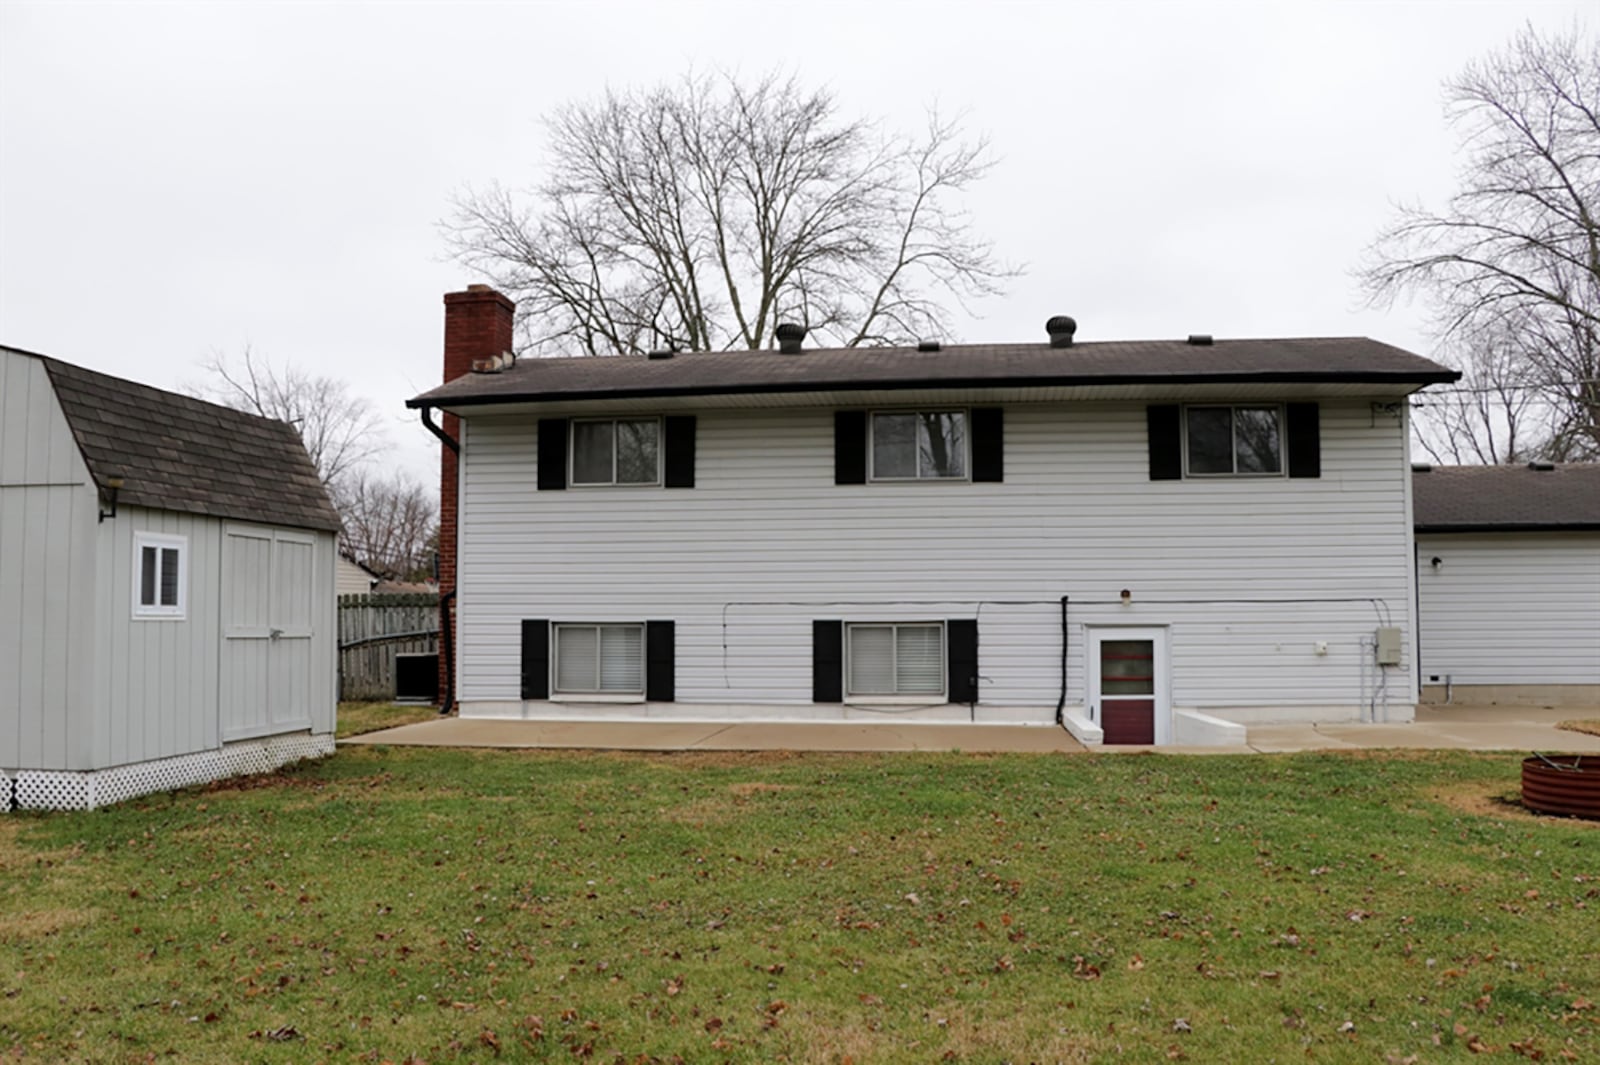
[1528,461,1556,472]
[917,339,941,353]
[1411,463,1433,473]
[1045,316,1077,348]
[1187,334,1214,346]
[647,349,674,361]
[775,322,807,354]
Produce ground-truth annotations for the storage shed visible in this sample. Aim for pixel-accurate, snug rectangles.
[1,345,341,810]
[1414,463,1600,707]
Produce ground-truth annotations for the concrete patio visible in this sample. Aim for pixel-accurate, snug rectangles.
[341,703,1600,755]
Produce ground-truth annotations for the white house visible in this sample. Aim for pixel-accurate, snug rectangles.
[411,288,1459,746]
[1414,463,1600,707]
[0,346,340,810]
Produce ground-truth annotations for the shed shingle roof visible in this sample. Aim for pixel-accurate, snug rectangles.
[36,352,341,533]
[1412,464,1600,531]
[408,336,1457,409]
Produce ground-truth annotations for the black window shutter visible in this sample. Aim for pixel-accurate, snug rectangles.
[537,418,569,491]
[520,619,550,700]
[1147,405,1182,481]
[663,416,696,488]
[947,619,979,704]
[970,407,1004,483]
[812,620,844,702]
[834,411,867,485]
[1286,403,1321,479]
[646,620,676,701]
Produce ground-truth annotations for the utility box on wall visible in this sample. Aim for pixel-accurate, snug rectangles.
[1375,627,1403,666]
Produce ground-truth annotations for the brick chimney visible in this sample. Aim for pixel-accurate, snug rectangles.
[439,284,514,708]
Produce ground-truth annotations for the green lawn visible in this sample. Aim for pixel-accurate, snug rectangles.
[2,748,1595,1063]
[335,701,441,740]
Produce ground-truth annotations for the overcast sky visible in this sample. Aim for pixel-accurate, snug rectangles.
[1,0,1589,486]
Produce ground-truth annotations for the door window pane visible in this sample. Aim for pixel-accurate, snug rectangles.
[1100,639,1154,696]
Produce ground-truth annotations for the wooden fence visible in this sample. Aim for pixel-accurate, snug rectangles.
[338,593,439,701]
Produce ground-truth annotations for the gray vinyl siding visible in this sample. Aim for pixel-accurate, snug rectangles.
[456,399,1418,716]
[1,348,97,770]
[1416,532,1600,685]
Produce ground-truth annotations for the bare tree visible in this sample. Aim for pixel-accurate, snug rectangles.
[333,470,438,581]
[1363,23,1600,461]
[445,72,1017,354]
[192,346,388,487]
[1412,320,1548,464]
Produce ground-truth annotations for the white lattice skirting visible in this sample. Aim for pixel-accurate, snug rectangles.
[5,733,336,812]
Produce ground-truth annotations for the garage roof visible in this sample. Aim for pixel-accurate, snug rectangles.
[1413,463,1600,532]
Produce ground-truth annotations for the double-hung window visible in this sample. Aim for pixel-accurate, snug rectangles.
[1184,405,1283,476]
[870,411,967,480]
[571,418,660,486]
[554,623,644,694]
[846,622,945,697]
[133,532,186,619]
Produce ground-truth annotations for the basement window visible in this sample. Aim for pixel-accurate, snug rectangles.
[133,532,187,619]
[554,623,644,694]
[846,622,945,697]
[1184,405,1283,476]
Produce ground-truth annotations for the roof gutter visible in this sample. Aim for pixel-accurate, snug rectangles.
[1415,523,1600,534]
[419,406,459,454]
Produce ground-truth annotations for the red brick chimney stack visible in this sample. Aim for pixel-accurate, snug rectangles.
[439,284,515,707]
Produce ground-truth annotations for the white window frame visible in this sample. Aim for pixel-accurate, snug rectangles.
[551,622,646,697]
[570,417,662,487]
[1181,404,1286,478]
[132,531,187,620]
[845,621,946,699]
[868,409,971,482]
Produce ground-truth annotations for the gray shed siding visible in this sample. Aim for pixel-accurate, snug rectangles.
[91,506,225,768]
[0,348,97,771]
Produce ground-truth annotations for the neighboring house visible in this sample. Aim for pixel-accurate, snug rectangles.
[1,345,340,810]
[410,286,1458,745]
[337,553,380,597]
[1413,463,1600,707]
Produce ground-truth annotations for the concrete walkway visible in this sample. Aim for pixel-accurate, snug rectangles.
[341,704,1600,755]
[341,718,1086,753]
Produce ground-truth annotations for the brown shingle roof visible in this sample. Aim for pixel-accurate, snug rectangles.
[36,352,341,533]
[1413,464,1600,531]
[408,336,1457,409]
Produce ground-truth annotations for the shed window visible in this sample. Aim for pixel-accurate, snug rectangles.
[847,622,945,696]
[133,532,187,619]
[554,623,644,694]
[871,411,967,480]
[572,418,660,486]
[1185,405,1282,476]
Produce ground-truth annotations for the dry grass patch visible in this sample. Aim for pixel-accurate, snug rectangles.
[1557,718,1600,737]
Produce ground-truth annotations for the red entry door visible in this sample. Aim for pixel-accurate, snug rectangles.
[1096,637,1157,745]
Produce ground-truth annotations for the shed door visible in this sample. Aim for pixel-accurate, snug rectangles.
[221,526,315,741]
